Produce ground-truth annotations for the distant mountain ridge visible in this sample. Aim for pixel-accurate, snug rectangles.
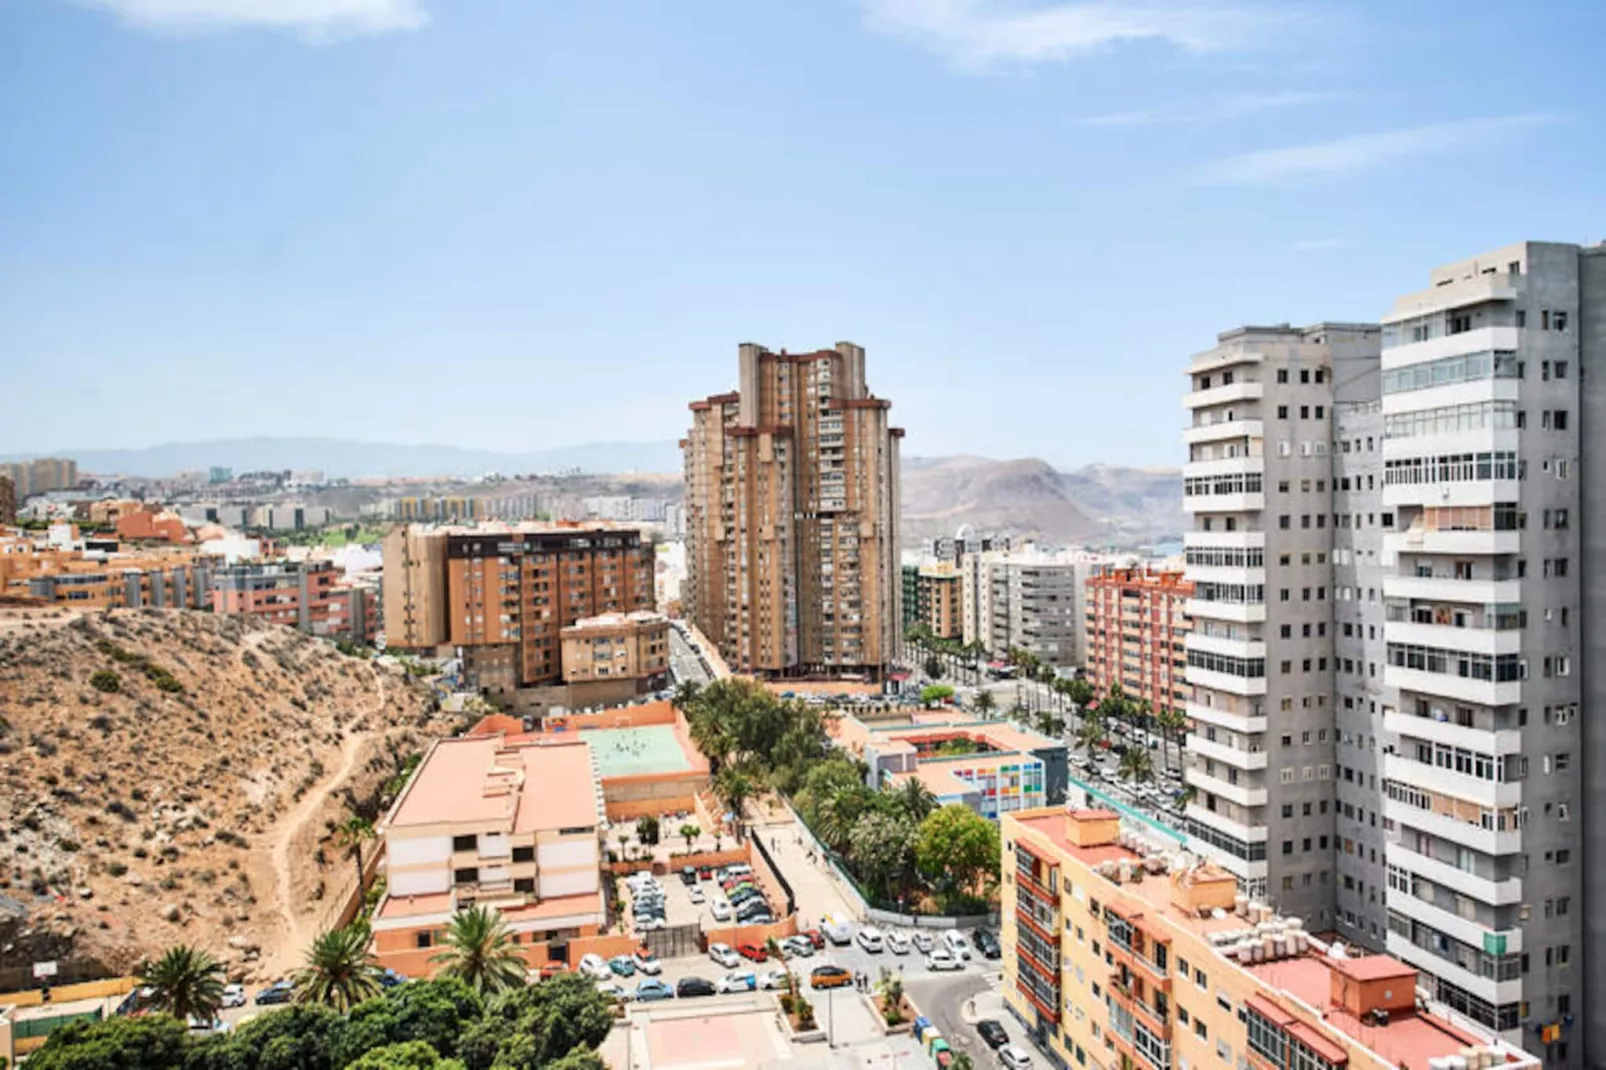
[4,437,684,479]
[902,455,1182,546]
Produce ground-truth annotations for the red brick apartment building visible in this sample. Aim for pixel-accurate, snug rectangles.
[1083,566,1192,714]
[211,560,341,634]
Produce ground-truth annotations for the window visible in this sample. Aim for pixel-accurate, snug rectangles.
[452,834,478,852]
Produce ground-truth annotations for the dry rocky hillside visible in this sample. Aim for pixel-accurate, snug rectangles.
[0,607,462,983]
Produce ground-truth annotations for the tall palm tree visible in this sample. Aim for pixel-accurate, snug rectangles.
[1155,706,1188,773]
[1074,716,1107,764]
[334,814,376,896]
[672,680,702,713]
[294,925,382,1012]
[430,905,527,995]
[972,689,996,717]
[1119,745,1154,787]
[715,767,757,841]
[138,944,225,1024]
[890,776,937,822]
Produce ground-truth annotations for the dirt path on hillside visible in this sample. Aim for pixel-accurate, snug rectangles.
[265,665,386,971]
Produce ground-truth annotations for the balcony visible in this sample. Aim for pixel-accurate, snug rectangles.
[1384,529,1520,557]
[1382,710,1522,755]
[1183,456,1265,480]
[1380,322,1520,369]
[1385,841,1523,906]
[1184,530,1265,549]
[1384,620,1521,658]
[1184,802,1268,842]
[1185,633,1267,660]
[1184,665,1267,697]
[1186,766,1267,808]
[1186,732,1269,770]
[1183,564,1265,588]
[1184,418,1264,446]
[1385,932,1523,1008]
[1383,479,1522,510]
[1383,574,1522,606]
[1186,702,1267,735]
[1183,492,1264,514]
[1184,380,1264,410]
[1383,665,1522,708]
[1381,753,1521,809]
[1381,796,1522,856]
[1388,885,1524,955]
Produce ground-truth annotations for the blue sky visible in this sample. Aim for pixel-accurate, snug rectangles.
[2,0,1603,468]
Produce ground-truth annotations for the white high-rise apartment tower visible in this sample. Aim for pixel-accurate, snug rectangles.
[1181,323,1381,926]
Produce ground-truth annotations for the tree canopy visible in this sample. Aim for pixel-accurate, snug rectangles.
[914,804,1001,899]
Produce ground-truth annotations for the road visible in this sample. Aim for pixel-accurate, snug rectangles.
[668,623,714,687]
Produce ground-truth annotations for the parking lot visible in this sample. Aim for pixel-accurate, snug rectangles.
[617,864,782,938]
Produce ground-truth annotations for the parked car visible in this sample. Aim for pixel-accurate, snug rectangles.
[973,929,1002,959]
[912,931,935,954]
[886,931,911,955]
[539,961,570,980]
[608,955,637,977]
[736,900,771,921]
[716,970,757,994]
[1000,1044,1033,1070]
[379,969,407,989]
[856,927,885,953]
[709,943,740,969]
[580,954,611,980]
[697,866,714,880]
[759,968,791,990]
[636,916,667,931]
[595,982,632,1003]
[634,978,674,1002]
[782,935,815,958]
[255,980,293,1005]
[976,1020,1009,1050]
[942,930,971,960]
[809,965,853,990]
[221,984,246,1009]
[689,887,706,904]
[802,928,825,949]
[710,899,732,922]
[633,949,662,975]
[677,976,717,998]
[925,948,962,972]
[738,943,768,963]
[821,917,853,946]
[680,866,698,885]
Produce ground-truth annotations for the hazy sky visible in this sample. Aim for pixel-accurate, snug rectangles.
[3,0,1603,466]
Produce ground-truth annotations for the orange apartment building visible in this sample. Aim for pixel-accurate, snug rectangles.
[372,734,605,977]
[559,610,670,701]
[913,561,963,639]
[1,543,214,609]
[209,559,366,639]
[682,342,903,679]
[114,506,190,543]
[381,523,655,691]
[1001,806,1538,1070]
[1084,566,1192,716]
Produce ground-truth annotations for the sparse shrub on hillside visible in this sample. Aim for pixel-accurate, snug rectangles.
[106,861,128,877]
[90,670,121,693]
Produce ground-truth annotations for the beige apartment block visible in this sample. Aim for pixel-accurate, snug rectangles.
[681,342,902,679]
[381,526,448,651]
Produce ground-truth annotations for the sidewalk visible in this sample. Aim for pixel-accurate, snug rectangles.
[753,814,862,927]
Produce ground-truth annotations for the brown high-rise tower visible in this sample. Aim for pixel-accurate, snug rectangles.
[682,342,902,679]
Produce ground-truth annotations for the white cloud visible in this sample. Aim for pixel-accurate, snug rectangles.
[863,0,1299,71]
[1078,90,1346,127]
[1199,114,1558,184]
[68,0,427,39]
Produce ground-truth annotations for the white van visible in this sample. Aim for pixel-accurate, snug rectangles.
[856,926,885,953]
[942,930,971,960]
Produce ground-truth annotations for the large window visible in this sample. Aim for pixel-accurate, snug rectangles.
[1386,643,1522,683]
[1186,818,1268,861]
[1385,400,1519,439]
[1381,349,1519,392]
[1384,451,1519,485]
[1185,547,1264,568]
[1187,650,1265,677]
[1184,472,1263,497]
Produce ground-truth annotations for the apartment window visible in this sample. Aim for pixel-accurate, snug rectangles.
[1278,405,1289,419]
[1277,369,1289,384]
[1554,311,1569,331]
[1300,369,1311,384]
[452,835,478,852]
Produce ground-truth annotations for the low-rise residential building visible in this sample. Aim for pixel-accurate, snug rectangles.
[559,610,670,701]
[372,734,604,976]
[114,507,191,543]
[211,560,345,635]
[1084,565,1192,715]
[1001,806,1538,1070]
[1,543,214,609]
[830,710,1067,818]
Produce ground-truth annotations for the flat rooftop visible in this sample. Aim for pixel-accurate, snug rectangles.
[388,736,599,832]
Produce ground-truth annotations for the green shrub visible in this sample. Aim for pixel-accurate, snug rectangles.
[90,670,121,694]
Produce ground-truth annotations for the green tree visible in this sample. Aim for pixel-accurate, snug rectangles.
[295,924,383,1012]
[678,822,701,852]
[335,978,484,1066]
[972,688,996,716]
[635,813,660,846]
[335,814,377,896]
[430,906,527,995]
[919,683,954,706]
[137,943,225,1024]
[923,655,944,680]
[913,805,1000,897]
[188,1003,344,1070]
[848,811,917,903]
[951,1052,976,1070]
[1155,705,1187,771]
[1066,676,1096,718]
[24,1016,188,1070]
[671,679,702,713]
[890,776,937,822]
[346,1040,465,1069]
[1075,715,1107,763]
[1119,745,1154,786]
[714,766,757,840]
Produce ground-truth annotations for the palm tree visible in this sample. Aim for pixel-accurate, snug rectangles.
[678,822,701,853]
[1074,716,1107,764]
[334,814,376,896]
[1066,677,1096,721]
[294,925,382,1012]
[138,944,225,1024]
[687,710,733,773]
[431,906,527,994]
[890,776,937,822]
[672,680,702,713]
[1155,706,1188,773]
[715,767,757,841]
[1119,745,1154,787]
[765,935,785,963]
[973,689,996,717]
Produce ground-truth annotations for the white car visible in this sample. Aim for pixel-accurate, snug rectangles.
[912,931,935,954]
[759,968,791,990]
[925,948,963,972]
[716,970,757,994]
[856,926,885,953]
[711,899,733,921]
[942,930,971,960]
[636,916,666,931]
[886,932,911,955]
[689,887,706,904]
[1000,1044,1033,1070]
[221,983,246,1009]
[709,942,740,969]
[1099,767,1119,783]
[633,951,662,975]
[579,954,610,980]
[595,981,632,1003]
